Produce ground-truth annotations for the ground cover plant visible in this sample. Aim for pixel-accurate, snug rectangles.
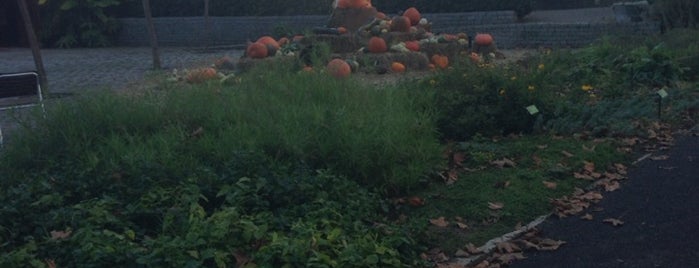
[1,30,697,267]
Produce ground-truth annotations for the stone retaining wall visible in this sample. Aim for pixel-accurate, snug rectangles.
[116,10,659,48]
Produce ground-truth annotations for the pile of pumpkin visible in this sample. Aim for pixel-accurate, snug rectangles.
[184,1,497,81]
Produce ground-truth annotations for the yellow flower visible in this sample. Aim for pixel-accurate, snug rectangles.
[510,76,517,81]
[499,88,506,95]
[581,84,594,91]
[538,64,545,70]
[528,85,536,91]
[429,79,436,86]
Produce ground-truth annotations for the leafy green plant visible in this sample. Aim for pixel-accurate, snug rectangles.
[39,0,123,48]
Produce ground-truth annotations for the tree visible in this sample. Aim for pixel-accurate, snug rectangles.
[17,0,48,94]
[142,0,161,69]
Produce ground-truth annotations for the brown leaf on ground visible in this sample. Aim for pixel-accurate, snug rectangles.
[561,150,575,157]
[45,259,56,268]
[583,161,596,173]
[488,202,504,210]
[456,222,469,230]
[603,180,621,192]
[465,243,483,254]
[454,249,470,257]
[491,158,517,168]
[542,181,557,189]
[582,144,596,152]
[517,239,540,250]
[603,171,625,181]
[580,213,594,220]
[496,241,522,253]
[614,163,628,174]
[430,217,450,227]
[537,238,566,251]
[189,126,204,138]
[408,196,425,207]
[473,260,490,268]
[603,218,624,227]
[50,229,72,240]
[574,172,595,181]
[537,144,549,149]
[452,151,466,167]
[579,191,603,201]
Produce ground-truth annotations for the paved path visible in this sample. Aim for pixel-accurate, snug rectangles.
[0,47,243,94]
[511,131,699,268]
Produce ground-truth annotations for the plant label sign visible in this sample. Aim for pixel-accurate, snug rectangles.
[526,105,539,115]
[657,88,669,99]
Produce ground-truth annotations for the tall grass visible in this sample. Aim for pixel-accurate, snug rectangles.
[0,61,443,196]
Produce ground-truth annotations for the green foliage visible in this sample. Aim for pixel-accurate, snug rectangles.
[651,0,699,29]
[39,0,123,48]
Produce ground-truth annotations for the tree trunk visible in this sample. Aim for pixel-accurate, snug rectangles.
[16,0,48,94]
[204,0,211,47]
[142,0,161,70]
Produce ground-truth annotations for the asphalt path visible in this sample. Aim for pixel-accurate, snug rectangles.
[511,131,699,268]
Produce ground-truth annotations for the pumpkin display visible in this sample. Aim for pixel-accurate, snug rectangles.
[391,62,406,73]
[469,52,482,63]
[431,54,449,69]
[246,42,268,59]
[375,12,387,20]
[326,58,352,78]
[390,16,411,32]
[403,7,421,26]
[277,37,290,46]
[474,33,494,46]
[337,26,348,34]
[367,36,387,53]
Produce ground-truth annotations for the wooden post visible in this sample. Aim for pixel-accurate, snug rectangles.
[16,0,48,94]
[142,0,161,70]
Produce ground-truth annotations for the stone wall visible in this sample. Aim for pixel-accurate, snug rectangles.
[116,10,659,48]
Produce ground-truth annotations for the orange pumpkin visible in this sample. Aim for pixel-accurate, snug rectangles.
[390,16,411,32]
[431,54,449,69]
[474,33,494,46]
[367,36,387,53]
[186,67,217,83]
[391,62,406,73]
[326,58,352,78]
[469,52,482,63]
[246,42,268,59]
[403,7,421,26]
[337,26,348,34]
[256,36,280,50]
[277,37,290,46]
[404,40,420,52]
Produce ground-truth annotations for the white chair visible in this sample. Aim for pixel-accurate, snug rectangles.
[0,71,45,147]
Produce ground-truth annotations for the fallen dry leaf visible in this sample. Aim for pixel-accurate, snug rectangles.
[488,202,505,210]
[542,181,558,189]
[408,196,425,207]
[50,229,72,240]
[532,155,543,167]
[454,249,470,257]
[429,217,450,227]
[465,243,483,254]
[537,238,566,251]
[561,150,575,157]
[456,222,469,230]
[580,213,594,220]
[603,181,621,192]
[603,218,624,227]
[45,259,56,268]
[574,172,595,181]
[537,144,549,149]
[491,158,517,168]
[583,161,596,173]
[496,241,522,253]
[189,126,204,138]
[497,252,527,264]
[579,191,603,201]
[582,144,596,152]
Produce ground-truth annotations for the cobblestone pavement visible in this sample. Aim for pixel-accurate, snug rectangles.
[0,47,243,144]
